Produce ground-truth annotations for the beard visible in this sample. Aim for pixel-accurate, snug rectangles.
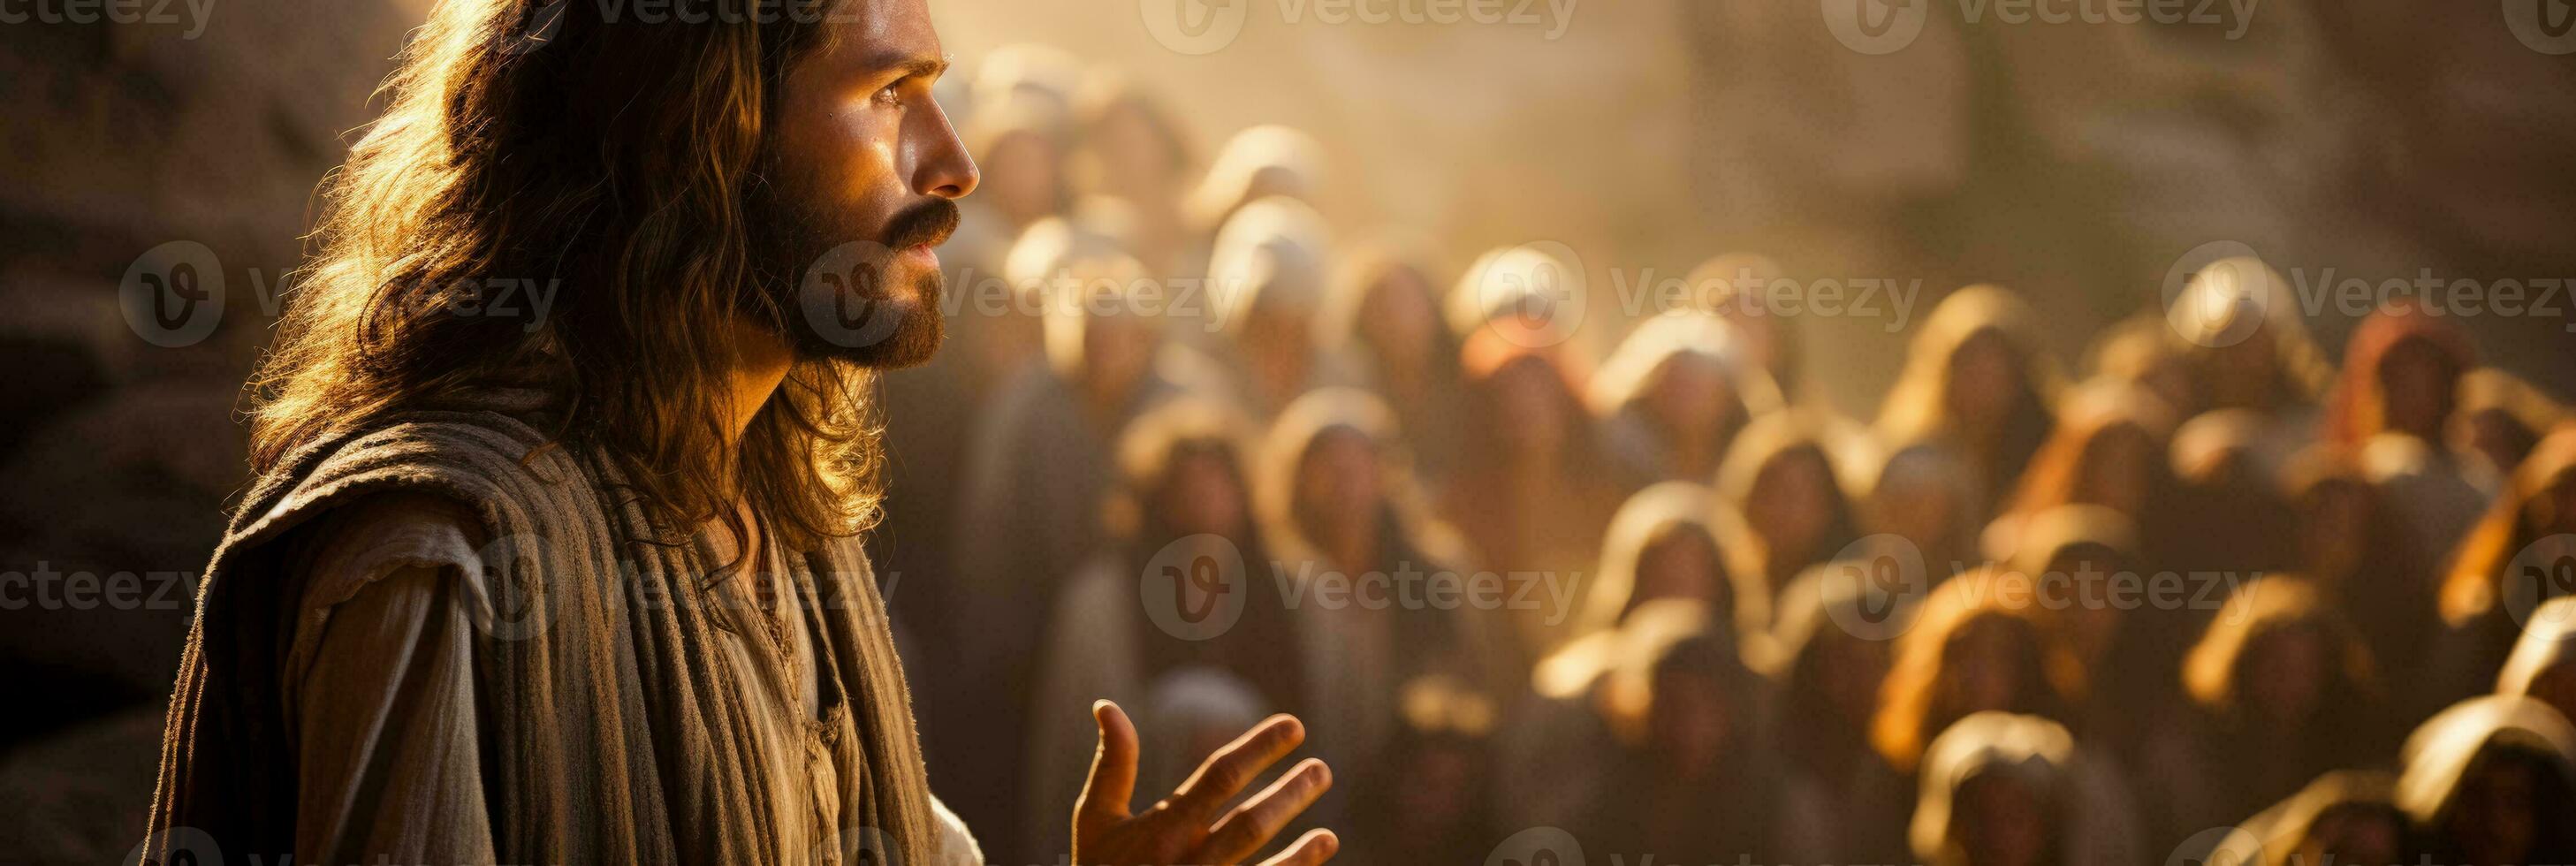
[743,173,959,368]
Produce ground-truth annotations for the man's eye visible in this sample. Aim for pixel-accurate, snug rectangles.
[872,83,904,106]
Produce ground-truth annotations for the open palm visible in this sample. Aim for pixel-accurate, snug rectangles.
[1071,701,1339,866]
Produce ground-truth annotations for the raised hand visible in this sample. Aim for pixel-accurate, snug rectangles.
[1071,701,1339,866]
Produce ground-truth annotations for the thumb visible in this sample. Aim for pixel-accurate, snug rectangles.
[1076,700,1140,837]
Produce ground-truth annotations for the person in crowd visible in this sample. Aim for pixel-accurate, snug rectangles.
[1767,566,1915,866]
[943,61,1075,290]
[2143,576,2389,854]
[2168,407,2303,574]
[1440,320,1622,656]
[2326,299,2494,565]
[1445,244,1590,351]
[1716,409,1866,614]
[2165,255,2335,475]
[2207,771,2415,866]
[2281,448,2443,680]
[970,42,1084,113]
[1200,196,1341,420]
[1023,398,1307,860]
[1995,505,2191,759]
[1189,125,1326,249]
[1589,311,1783,490]
[2496,596,2576,725]
[1569,604,1784,863]
[1683,253,1805,400]
[1131,668,1278,801]
[1909,711,2143,866]
[1863,441,1987,586]
[1877,285,2063,521]
[1574,482,1758,637]
[1318,243,1466,487]
[1072,72,1194,276]
[2455,367,2566,479]
[2086,312,2201,423]
[2440,424,2576,690]
[947,254,1185,857]
[1983,381,2185,570]
[1499,600,1714,832]
[1873,567,2085,775]
[1260,388,1495,832]
[1349,676,1501,866]
[2396,695,2576,866]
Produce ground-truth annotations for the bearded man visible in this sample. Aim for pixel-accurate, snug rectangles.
[137,1,1337,864]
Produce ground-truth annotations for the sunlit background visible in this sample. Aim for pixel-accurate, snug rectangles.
[7,1,2576,863]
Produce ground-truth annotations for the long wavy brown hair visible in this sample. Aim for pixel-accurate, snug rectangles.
[247,0,881,551]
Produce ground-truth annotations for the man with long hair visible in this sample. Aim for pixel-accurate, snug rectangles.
[137,1,1337,864]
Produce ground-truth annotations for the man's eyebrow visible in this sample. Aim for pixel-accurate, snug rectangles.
[866,51,951,80]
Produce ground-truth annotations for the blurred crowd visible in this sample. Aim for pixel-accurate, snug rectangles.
[876,44,2576,866]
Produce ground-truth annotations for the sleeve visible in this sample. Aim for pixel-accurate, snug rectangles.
[277,493,499,866]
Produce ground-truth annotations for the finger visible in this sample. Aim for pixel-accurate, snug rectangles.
[1076,700,1140,838]
[1169,714,1306,824]
[1196,758,1333,865]
[1255,828,1340,866]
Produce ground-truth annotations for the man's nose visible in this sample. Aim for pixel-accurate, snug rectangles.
[913,99,979,200]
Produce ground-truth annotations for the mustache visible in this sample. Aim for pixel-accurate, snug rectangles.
[883,198,961,251]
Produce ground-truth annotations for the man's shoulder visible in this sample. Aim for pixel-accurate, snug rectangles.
[230,409,598,558]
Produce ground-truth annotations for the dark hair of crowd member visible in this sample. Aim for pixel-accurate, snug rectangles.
[1576,482,1760,637]
[1877,285,2063,521]
[1984,381,2185,570]
[2441,424,2576,678]
[1873,567,2085,774]
[1715,410,1866,608]
[2280,447,2440,669]
[2180,576,2391,834]
[2397,695,2576,866]
[1099,398,1305,710]
[1577,603,1782,863]
[2324,298,2476,448]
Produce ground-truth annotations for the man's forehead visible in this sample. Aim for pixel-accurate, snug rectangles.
[814,0,946,73]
